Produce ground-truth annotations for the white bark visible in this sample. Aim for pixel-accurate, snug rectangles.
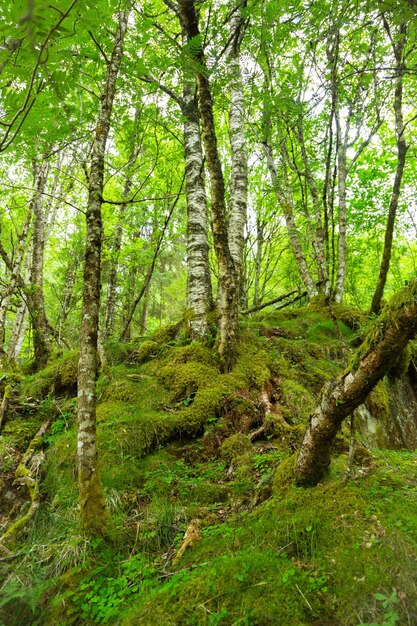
[228,5,248,303]
[182,61,213,337]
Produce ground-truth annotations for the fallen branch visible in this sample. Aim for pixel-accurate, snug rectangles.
[241,289,298,315]
[0,418,51,549]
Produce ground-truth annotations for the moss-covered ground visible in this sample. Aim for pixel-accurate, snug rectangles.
[1,308,417,625]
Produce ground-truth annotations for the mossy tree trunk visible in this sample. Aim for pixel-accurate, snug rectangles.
[78,9,128,535]
[178,0,244,372]
[296,279,417,486]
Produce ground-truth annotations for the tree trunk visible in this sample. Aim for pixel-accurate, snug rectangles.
[370,21,407,315]
[103,107,141,340]
[77,10,128,534]
[7,300,28,362]
[139,282,151,335]
[262,132,317,299]
[296,279,417,486]
[228,3,248,306]
[178,0,239,372]
[182,78,213,337]
[0,207,31,358]
[28,158,52,370]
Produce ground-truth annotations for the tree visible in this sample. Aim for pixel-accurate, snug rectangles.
[296,279,417,486]
[77,7,129,534]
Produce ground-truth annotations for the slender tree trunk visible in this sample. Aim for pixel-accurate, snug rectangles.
[0,208,31,358]
[139,282,151,335]
[262,133,317,299]
[296,279,417,486]
[182,78,213,337]
[7,300,28,362]
[28,158,52,370]
[77,10,128,534]
[253,217,264,307]
[296,119,329,293]
[179,0,239,372]
[228,3,248,306]
[56,252,80,345]
[370,22,407,315]
[103,107,141,340]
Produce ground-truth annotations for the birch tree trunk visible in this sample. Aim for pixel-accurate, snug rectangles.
[296,279,417,486]
[370,21,407,315]
[228,3,248,306]
[262,131,317,299]
[179,0,239,372]
[0,208,31,358]
[183,79,213,337]
[28,158,52,370]
[7,301,28,362]
[77,10,128,534]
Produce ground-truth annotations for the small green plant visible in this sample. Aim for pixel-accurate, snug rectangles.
[360,591,400,626]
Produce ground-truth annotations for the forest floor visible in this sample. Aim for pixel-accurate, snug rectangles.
[1,305,417,625]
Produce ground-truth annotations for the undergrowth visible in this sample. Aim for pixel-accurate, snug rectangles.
[1,308,416,626]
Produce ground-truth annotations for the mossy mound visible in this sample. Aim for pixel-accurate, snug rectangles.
[20,351,79,400]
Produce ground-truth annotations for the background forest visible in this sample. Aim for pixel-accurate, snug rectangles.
[1,0,417,625]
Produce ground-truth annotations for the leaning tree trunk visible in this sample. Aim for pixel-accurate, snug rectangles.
[78,10,128,534]
[179,0,239,372]
[296,279,417,486]
[370,21,407,315]
[28,158,52,370]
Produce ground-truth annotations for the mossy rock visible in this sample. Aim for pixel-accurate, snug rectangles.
[220,434,252,465]
[134,340,160,364]
[158,361,220,403]
[2,418,41,451]
[280,379,315,423]
[20,351,78,399]
[388,344,412,379]
[366,379,390,420]
[151,321,182,344]
[104,379,144,404]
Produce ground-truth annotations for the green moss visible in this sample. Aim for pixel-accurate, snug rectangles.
[220,434,252,465]
[366,380,390,420]
[388,343,412,379]
[151,321,182,344]
[20,351,79,400]
[2,418,40,451]
[134,340,160,364]
[158,361,220,402]
[280,379,315,423]
[104,379,144,404]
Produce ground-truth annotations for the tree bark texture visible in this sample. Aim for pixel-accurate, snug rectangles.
[179,0,239,372]
[296,279,417,486]
[182,78,213,337]
[370,21,407,315]
[28,158,52,370]
[77,10,128,534]
[228,3,248,306]
[0,207,31,358]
